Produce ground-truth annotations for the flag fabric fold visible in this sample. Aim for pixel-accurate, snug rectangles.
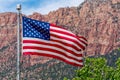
[22,16,87,67]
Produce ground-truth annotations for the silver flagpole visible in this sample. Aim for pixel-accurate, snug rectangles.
[16,4,21,80]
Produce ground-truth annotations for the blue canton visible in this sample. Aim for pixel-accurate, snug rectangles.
[22,16,50,40]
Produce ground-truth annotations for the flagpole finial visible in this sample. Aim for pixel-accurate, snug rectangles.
[16,4,21,10]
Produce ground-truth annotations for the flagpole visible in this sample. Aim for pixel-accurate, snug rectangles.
[16,4,21,80]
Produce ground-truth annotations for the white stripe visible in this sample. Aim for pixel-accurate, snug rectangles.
[51,26,87,45]
[50,30,86,47]
[51,36,83,50]
[23,49,83,65]
[79,38,88,44]
[51,26,87,43]
[23,38,83,52]
[23,43,83,60]
[51,26,74,35]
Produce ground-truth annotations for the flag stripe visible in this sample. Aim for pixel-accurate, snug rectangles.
[50,27,88,45]
[50,24,88,43]
[23,43,83,60]
[23,46,83,62]
[23,38,82,55]
[23,44,82,60]
[50,26,86,50]
[23,49,83,63]
[78,36,87,41]
[51,33,85,50]
[50,31,86,47]
[23,52,83,67]
[51,36,83,50]
[23,49,83,65]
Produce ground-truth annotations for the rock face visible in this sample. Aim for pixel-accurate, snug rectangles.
[27,0,120,56]
[0,0,120,56]
[79,0,120,56]
[0,0,120,79]
[0,0,120,80]
[0,12,17,26]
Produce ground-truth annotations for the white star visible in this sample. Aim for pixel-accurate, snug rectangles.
[24,34,27,37]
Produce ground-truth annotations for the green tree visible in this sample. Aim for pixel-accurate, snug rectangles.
[64,57,120,80]
[113,58,120,79]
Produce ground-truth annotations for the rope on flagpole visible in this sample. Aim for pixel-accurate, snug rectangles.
[16,4,21,80]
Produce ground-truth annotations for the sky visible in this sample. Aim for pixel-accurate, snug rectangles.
[0,0,84,15]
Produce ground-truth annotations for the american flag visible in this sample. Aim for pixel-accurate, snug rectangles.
[22,16,87,67]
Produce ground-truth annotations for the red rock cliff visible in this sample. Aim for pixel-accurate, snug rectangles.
[0,0,120,66]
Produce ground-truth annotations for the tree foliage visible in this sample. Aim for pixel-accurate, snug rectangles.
[64,57,120,80]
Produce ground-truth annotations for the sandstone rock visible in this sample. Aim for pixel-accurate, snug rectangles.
[0,0,120,69]
[28,12,45,21]
[112,0,120,4]
[0,12,17,26]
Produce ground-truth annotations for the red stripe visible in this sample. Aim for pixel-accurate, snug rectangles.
[23,52,83,67]
[23,40,82,56]
[51,39,82,51]
[23,46,83,62]
[50,28,76,39]
[50,24,87,43]
[51,33,85,50]
[78,36,87,41]
[79,40,87,46]
[51,29,87,46]
[50,24,62,28]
